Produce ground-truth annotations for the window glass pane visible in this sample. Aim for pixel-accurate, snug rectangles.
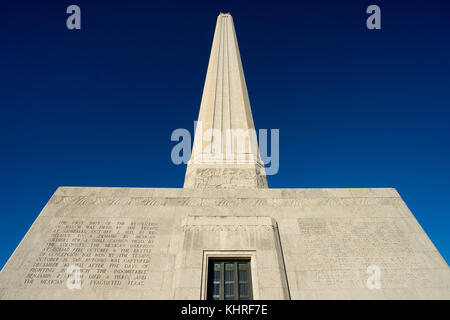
[225,263,234,271]
[238,262,250,300]
[239,269,248,282]
[212,282,220,300]
[213,267,220,281]
[208,262,222,300]
[224,263,235,300]
[239,283,248,297]
[207,260,251,300]
[212,268,220,299]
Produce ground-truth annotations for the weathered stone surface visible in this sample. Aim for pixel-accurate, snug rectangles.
[183,13,267,189]
[0,186,448,299]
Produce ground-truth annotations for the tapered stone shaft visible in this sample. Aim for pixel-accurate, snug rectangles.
[184,13,268,189]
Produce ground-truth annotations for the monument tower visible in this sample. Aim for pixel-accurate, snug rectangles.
[0,13,448,300]
[184,13,267,189]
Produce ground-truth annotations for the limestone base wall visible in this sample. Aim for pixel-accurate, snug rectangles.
[0,187,448,299]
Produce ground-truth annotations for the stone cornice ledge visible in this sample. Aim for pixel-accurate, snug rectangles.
[53,187,400,199]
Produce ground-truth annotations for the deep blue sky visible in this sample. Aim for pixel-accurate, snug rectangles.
[1,0,449,268]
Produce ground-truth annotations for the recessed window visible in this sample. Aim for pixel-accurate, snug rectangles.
[207,260,252,300]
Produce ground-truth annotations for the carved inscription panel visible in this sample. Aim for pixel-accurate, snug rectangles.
[296,218,414,257]
[294,218,441,289]
[24,218,159,289]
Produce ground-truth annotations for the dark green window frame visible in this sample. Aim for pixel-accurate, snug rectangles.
[207,259,253,300]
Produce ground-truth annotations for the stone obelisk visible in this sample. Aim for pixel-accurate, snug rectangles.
[184,13,268,189]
